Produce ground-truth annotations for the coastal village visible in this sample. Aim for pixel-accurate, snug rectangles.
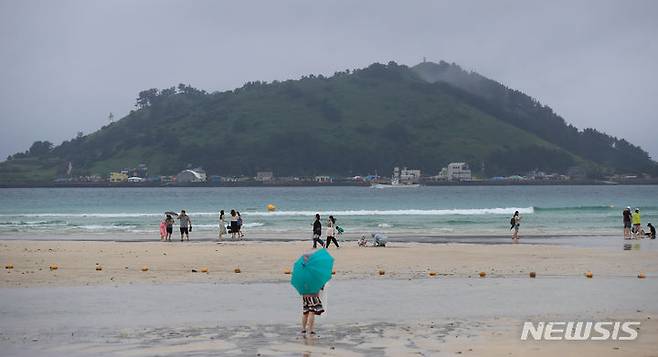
[51,162,653,186]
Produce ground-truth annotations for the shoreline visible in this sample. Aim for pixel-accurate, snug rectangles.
[2,180,658,188]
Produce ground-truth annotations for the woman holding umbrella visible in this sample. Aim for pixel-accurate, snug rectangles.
[291,249,334,336]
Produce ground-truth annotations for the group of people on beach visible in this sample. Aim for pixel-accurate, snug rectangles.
[160,210,192,242]
[623,207,655,239]
[311,213,341,249]
[218,209,245,240]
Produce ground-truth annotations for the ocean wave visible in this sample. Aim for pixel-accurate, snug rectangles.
[242,207,535,216]
[534,205,618,212]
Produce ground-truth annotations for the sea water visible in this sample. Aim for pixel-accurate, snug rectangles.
[0,185,655,239]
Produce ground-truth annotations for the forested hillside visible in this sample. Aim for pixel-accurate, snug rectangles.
[2,61,655,183]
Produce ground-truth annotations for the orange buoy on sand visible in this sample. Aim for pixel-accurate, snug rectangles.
[428,271,437,276]
[284,269,291,274]
[529,272,536,278]
[378,270,385,275]
[585,271,593,278]
[200,267,209,273]
[234,268,241,273]
[638,273,646,279]
[141,266,149,272]
[479,271,486,278]
[49,264,58,271]
[5,264,14,269]
[95,264,102,271]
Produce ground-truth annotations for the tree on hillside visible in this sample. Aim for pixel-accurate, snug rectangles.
[28,141,53,156]
[135,88,159,108]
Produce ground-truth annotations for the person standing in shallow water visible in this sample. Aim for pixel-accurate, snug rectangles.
[164,214,175,241]
[312,214,324,248]
[230,209,239,239]
[178,210,192,241]
[511,211,521,242]
[623,207,632,239]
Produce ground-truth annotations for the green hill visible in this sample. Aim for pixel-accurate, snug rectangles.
[2,61,656,183]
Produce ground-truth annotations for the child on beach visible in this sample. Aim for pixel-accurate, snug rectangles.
[301,291,324,336]
[164,214,175,241]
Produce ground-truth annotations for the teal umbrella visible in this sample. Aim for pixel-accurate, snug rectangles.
[291,249,334,295]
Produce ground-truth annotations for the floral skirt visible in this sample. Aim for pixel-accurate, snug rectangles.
[302,295,324,315]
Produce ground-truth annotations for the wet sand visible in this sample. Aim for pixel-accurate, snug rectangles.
[1,238,658,355]
[1,278,657,356]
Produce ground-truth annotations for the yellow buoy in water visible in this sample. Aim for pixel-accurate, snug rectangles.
[267,204,276,212]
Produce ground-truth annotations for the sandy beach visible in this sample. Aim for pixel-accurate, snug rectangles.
[1,239,658,287]
[2,238,658,356]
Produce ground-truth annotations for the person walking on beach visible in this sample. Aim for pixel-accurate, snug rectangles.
[237,211,244,239]
[218,210,227,241]
[312,214,324,248]
[325,216,339,249]
[623,207,632,239]
[230,209,239,239]
[178,210,192,241]
[511,211,521,242]
[632,208,642,239]
[164,214,175,241]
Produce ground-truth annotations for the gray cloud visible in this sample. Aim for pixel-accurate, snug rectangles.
[1,0,657,160]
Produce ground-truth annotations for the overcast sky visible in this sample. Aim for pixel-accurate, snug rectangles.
[1,0,657,160]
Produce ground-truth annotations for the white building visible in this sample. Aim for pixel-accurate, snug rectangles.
[399,167,421,183]
[255,171,274,182]
[447,162,472,181]
[127,176,144,183]
[176,169,207,183]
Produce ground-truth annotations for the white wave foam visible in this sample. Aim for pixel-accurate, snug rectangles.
[378,223,393,228]
[242,207,534,216]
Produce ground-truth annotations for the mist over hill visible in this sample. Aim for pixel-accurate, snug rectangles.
[2,61,656,183]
